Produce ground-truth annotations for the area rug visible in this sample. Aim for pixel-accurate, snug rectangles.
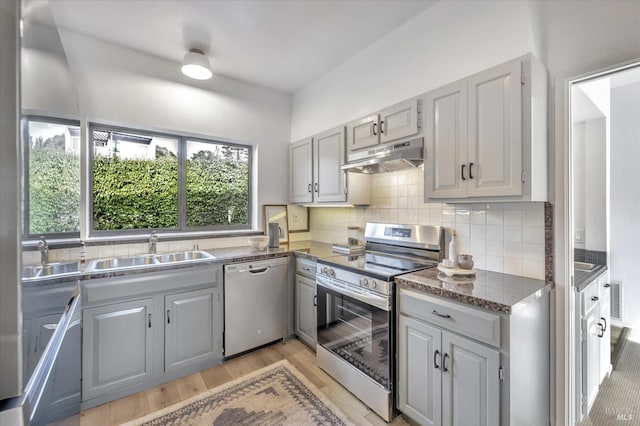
[123,360,353,426]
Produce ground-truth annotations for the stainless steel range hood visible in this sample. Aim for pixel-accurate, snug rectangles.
[341,137,423,174]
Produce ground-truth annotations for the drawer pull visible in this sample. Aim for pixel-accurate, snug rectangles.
[434,349,441,369]
[442,353,450,372]
[604,283,611,288]
[591,296,599,302]
[432,310,451,319]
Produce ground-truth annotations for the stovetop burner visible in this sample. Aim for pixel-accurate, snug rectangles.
[320,251,438,280]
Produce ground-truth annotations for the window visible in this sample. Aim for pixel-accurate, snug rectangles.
[90,124,251,234]
[23,117,81,237]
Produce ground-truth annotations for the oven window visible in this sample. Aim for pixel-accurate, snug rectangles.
[317,285,391,389]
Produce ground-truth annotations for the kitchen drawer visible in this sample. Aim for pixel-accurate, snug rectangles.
[581,279,600,315]
[399,287,500,347]
[296,257,316,279]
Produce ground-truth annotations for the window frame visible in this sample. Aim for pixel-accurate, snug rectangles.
[88,122,253,236]
[22,115,82,240]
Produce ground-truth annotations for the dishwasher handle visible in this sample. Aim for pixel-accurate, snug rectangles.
[248,267,270,274]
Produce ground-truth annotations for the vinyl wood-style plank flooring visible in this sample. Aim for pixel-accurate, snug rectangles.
[74,339,409,426]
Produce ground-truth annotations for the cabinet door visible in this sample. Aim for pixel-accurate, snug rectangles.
[380,98,420,144]
[441,331,499,426]
[27,313,61,378]
[290,138,314,203]
[425,80,468,199]
[598,272,611,383]
[346,114,379,152]
[165,287,219,372]
[295,275,317,348]
[398,315,442,426]
[467,60,522,197]
[82,298,154,401]
[582,307,601,415]
[313,126,346,202]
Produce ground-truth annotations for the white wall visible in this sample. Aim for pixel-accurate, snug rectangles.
[291,0,536,140]
[610,82,640,329]
[25,28,292,231]
[572,118,606,251]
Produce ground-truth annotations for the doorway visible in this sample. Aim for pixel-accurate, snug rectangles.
[569,62,640,424]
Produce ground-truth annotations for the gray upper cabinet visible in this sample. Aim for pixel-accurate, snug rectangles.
[289,138,314,203]
[313,126,346,203]
[82,298,155,401]
[425,54,547,202]
[165,287,220,373]
[346,98,421,153]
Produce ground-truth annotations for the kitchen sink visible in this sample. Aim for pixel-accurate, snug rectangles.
[155,250,215,263]
[575,261,596,271]
[89,255,159,271]
[22,261,82,280]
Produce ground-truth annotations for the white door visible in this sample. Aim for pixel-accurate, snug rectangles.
[467,60,522,197]
[165,288,217,372]
[582,306,601,415]
[313,126,346,203]
[346,114,379,152]
[441,331,500,426]
[295,275,317,347]
[425,80,468,199]
[398,315,442,426]
[290,138,313,203]
[82,298,154,400]
[379,98,420,144]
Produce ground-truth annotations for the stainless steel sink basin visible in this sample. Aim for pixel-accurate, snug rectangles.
[575,261,596,271]
[89,255,159,271]
[22,261,82,280]
[22,265,42,279]
[155,250,215,263]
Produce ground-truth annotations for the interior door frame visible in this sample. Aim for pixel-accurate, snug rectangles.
[558,57,640,426]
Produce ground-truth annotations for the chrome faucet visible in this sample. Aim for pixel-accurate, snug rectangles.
[149,232,159,254]
[37,236,49,265]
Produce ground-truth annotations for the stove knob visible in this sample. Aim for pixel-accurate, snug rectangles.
[359,277,368,287]
[328,268,335,277]
[370,280,377,289]
[322,267,328,275]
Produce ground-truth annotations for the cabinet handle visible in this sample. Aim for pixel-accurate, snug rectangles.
[597,322,605,338]
[461,164,466,181]
[308,183,312,193]
[372,122,377,136]
[469,162,474,179]
[601,317,607,332]
[380,120,385,134]
[442,353,450,372]
[167,310,171,324]
[432,309,451,319]
[604,283,611,288]
[313,295,317,307]
[34,336,39,353]
[314,182,319,193]
[591,296,599,302]
[434,349,441,369]
[148,313,152,328]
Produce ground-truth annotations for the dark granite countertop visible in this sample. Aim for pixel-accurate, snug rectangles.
[395,268,551,315]
[575,265,608,292]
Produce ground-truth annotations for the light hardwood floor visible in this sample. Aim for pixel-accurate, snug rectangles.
[65,339,409,426]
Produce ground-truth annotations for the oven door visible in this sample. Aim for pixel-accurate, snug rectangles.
[316,275,392,390]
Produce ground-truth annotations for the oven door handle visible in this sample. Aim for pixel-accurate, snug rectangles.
[316,275,390,312]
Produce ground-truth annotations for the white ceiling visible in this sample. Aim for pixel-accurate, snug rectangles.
[46,0,437,94]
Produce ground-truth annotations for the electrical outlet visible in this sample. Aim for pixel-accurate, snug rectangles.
[574,229,585,244]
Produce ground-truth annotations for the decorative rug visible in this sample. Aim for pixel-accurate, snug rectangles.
[123,360,353,426]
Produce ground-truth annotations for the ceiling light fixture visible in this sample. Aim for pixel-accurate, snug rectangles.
[181,48,213,80]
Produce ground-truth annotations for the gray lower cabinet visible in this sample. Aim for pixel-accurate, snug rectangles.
[295,275,316,347]
[398,314,499,426]
[165,287,217,372]
[28,313,61,377]
[82,298,155,401]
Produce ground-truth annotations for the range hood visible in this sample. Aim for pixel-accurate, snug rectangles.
[341,137,423,174]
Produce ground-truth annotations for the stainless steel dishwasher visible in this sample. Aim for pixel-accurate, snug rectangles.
[224,257,289,357]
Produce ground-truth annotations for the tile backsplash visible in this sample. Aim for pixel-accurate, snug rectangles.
[310,168,547,280]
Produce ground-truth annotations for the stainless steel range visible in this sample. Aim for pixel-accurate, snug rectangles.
[316,222,443,422]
